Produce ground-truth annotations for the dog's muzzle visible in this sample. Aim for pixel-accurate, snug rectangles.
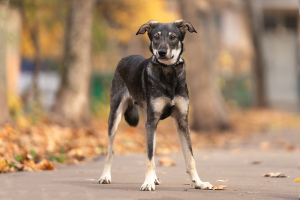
[158,50,167,58]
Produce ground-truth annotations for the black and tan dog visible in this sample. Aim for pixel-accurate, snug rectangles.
[98,19,213,191]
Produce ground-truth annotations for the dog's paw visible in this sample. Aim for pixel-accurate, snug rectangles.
[98,175,111,184]
[194,181,213,190]
[140,182,155,191]
[154,177,160,185]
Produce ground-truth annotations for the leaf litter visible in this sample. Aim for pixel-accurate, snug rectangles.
[264,172,287,178]
[0,109,300,173]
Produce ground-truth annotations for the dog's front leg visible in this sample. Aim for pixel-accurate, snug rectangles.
[175,116,213,190]
[140,119,159,191]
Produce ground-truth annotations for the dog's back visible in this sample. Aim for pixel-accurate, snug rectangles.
[116,55,146,92]
[110,55,149,127]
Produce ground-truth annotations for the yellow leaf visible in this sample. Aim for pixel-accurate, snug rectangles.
[212,185,226,190]
[295,178,300,182]
[36,159,55,171]
[158,156,176,167]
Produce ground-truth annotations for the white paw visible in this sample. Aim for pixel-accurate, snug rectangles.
[98,175,111,184]
[140,182,155,191]
[194,181,213,190]
[154,177,160,185]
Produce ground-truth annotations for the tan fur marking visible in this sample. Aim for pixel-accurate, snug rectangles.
[174,96,189,114]
[151,97,170,113]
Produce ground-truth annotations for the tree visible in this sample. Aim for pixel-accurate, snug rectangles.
[179,0,230,131]
[53,0,95,124]
[12,0,67,113]
[19,0,42,112]
[244,0,267,107]
[0,0,10,126]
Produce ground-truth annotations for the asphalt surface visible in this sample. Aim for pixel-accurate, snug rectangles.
[1,130,300,200]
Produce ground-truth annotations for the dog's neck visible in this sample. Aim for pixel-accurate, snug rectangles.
[151,55,184,67]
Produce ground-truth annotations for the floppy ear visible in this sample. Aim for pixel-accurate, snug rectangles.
[174,19,197,33]
[136,20,159,35]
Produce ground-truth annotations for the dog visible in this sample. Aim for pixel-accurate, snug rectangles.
[98,19,213,191]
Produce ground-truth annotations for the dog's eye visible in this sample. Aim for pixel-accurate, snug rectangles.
[170,35,176,40]
[154,35,160,40]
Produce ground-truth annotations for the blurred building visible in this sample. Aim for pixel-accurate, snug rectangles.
[260,0,299,111]
[219,0,300,111]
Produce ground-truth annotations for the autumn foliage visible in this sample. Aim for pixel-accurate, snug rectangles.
[1,109,299,173]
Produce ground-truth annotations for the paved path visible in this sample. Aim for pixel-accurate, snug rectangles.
[1,130,300,200]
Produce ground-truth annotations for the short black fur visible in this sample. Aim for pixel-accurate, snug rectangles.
[98,19,211,191]
[108,20,196,165]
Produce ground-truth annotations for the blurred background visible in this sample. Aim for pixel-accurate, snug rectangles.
[0,0,300,172]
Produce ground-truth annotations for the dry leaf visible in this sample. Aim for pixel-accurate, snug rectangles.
[264,172,287,178]
[295,178,300,182]
[67,148,85,160]
[36,159,55,171]
[251,161,261,165]
[11,158,23,170]
[24,160,36,171]
[216,179,228,182]
[158,156,176,167]
[260,141,271,151]
[285,145,295,151]
[212,185,226,190]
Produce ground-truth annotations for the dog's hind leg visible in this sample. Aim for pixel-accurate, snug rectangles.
[99,89,129,184]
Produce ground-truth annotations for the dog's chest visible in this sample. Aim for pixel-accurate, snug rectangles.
[148,64,184,99]
[145,63,188,119]
[151,96,188,120]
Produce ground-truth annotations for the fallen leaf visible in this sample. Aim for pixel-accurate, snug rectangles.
[24,160,36,171]
[36,159,55,171]
[158,156,176,167]
[0,157,9,172]
[212,185,226,190]
[85,179,97,181]
[216,179,228,182]
[67,148,85,160]
[285,145,295,151]
[295,178,300,182]
[260,141,271,151]
[264,172,287,178]
[251,161,261,165]
[10,158,23,170]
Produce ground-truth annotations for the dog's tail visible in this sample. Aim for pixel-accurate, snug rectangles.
[124,103,139,127]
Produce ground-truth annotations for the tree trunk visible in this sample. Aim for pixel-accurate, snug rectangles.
[245,0,267,107]
[179,0,230,131]
[53,0,95,125]
[0,0,10,125]
[18,1,43,114]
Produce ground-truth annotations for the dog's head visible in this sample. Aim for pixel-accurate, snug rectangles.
[136,19,197,66]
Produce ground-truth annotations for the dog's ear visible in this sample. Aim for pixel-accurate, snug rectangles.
[136,20,159,35]
[174,19,197,33]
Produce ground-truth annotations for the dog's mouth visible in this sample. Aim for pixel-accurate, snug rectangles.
[157,55,174,60]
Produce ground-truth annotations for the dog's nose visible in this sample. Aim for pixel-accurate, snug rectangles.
[158,50,167,57]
